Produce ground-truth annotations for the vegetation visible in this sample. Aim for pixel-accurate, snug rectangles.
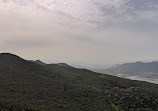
[0,99,40,111]
[0,53,158,111]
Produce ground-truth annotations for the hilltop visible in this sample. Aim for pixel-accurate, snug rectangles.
[31,60,73,68]
[30,60,46,65]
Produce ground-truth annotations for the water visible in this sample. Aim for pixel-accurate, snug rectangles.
[128,76,158,84]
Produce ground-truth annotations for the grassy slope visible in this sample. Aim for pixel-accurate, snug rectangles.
[0,53,158,111]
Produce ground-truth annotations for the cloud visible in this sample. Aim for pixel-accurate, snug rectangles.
[91,0,158,23]
[92,0,128,8]
[2,0,158,23]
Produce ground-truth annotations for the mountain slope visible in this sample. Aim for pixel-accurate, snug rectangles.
[1,53,158,111]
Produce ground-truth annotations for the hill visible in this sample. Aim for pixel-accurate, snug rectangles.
[47,63,73,68]
[31,60,73,68]
[1,53,158,111]
[56,63,73,68]
[30,60,46,65]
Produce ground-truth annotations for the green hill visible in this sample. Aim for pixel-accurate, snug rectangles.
[0,53,158,111]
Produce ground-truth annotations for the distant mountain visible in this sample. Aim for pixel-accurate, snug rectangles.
[105,61,158,75]
[57,63,72,67]
[31,60,73,68]
[30,60,46,65]
[1,53,158,111]
[47,63,74,68]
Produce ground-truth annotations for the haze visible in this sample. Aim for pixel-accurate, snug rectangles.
[1,0,158,66]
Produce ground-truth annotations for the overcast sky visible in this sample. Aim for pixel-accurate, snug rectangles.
[0,0,158,66]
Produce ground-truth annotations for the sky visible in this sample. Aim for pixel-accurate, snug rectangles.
[0,0,158,66]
